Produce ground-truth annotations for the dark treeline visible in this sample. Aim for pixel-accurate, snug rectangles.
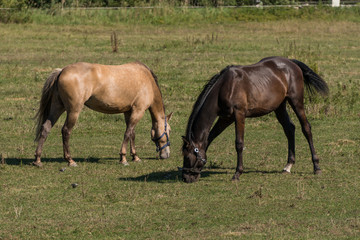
[8,0,330,9]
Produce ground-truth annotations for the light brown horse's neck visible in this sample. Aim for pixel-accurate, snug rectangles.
[149,88,166,132]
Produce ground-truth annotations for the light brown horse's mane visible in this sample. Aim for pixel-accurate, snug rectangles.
[135,61,165,112]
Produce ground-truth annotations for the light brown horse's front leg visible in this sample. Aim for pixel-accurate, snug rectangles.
[120,133,129,165]
[120,111,144,165]
[233,111,245,181]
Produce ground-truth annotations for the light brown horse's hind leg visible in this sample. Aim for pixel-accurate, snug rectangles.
[34,102,65,167]
[120,110,145,165]
[62,110,81,167]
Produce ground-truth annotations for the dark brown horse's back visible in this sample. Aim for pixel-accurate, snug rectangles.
[218,57,296,118]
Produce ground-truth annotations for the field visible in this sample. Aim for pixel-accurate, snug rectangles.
[0,7,359,239]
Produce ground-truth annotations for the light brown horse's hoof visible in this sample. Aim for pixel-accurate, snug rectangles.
[133,158,142,163]
[314,169,322,175]
[32,161,43,167]
[120,161,129,166]
[282,170,291,174]
[68,161,78,167]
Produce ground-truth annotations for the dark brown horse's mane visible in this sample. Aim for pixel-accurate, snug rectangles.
[185,65,235,140]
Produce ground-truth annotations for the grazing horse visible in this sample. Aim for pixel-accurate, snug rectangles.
[182,57,329,183]
[34,62,172,167]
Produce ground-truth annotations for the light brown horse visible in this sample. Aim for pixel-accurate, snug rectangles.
[34,62,172,167]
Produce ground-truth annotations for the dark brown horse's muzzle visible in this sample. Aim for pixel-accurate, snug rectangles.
[182,172,200,183]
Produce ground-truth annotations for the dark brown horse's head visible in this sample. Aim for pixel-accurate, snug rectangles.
[181,136,207,183]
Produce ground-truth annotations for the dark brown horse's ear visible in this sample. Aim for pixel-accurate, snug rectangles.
[167,112,173,121]
[182,136,190,145]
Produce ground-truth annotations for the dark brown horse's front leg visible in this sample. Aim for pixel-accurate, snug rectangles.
[233,111,245,181]
[207,117,233,151]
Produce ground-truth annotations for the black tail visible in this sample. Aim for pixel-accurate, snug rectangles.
[291,59,329,96]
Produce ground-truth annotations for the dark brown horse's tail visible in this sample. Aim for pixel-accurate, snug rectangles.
[34,68,62,142]
[291,59,329,96]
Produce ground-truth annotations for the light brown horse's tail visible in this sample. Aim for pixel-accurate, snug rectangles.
[34,68,62,142]
[291,59,329,96]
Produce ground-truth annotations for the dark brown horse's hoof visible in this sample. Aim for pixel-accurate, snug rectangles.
[314,169,322,175]
[282,170,291,174]
[231,176,240,181]
[32,161,43,167]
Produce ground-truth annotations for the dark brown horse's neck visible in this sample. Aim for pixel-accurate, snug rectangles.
[189,89,220,150]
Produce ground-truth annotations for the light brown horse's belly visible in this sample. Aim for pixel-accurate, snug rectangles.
[84,95,133,114]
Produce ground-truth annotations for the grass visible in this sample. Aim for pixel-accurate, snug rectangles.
[0,8,359,239]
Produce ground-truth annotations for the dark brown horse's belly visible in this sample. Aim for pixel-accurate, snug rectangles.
[245,107,274,117]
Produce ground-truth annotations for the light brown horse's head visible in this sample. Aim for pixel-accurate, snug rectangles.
[151,112,173,159]
[181,136,207,183]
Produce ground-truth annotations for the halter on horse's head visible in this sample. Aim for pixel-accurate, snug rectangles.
[181,136,207,183]
[152,116,171,159]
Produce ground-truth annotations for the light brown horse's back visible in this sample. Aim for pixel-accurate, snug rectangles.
[34,62,172,167]
[59,62,156,114]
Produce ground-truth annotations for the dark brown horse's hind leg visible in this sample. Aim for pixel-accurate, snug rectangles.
[289,100,321,174]
[62,111,80,167]
[274,102,296,174]
[232,111,245,181]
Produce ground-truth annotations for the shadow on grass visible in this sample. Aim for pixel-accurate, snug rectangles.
[117,167,283,183]
[3,155,169,166]
[3,157,100,166]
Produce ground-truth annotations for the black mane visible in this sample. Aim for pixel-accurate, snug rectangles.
[185,65,234,141]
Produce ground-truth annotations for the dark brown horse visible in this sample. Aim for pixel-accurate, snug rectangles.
[182,57,329,183]
[34,62,172,167]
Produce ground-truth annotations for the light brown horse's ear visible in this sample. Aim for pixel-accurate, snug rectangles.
[167,112,173,121]
[182,136,190,145]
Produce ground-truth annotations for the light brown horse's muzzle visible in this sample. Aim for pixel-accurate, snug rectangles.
[159,148,170,159]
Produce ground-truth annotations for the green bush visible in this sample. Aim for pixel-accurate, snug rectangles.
[1,0,27,8]
[0,0,32,23]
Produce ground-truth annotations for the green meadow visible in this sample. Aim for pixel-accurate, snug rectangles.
[0,7,359,239]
